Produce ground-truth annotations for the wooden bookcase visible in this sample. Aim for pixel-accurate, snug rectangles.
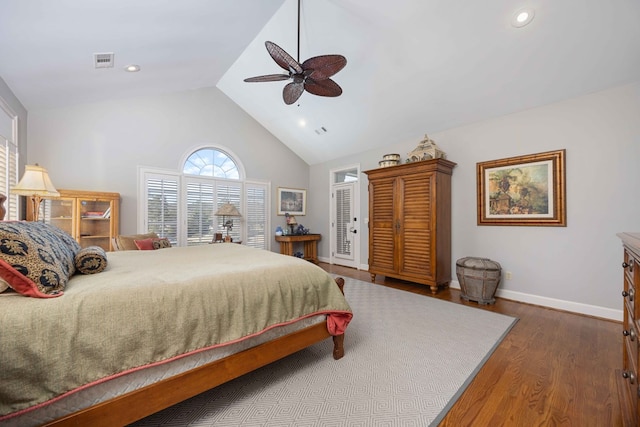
[28,189,120,251]
[364,159,456,293]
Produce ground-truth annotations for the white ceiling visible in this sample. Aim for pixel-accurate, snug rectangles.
[1,0,639,165]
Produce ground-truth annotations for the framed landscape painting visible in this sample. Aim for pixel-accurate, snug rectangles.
[477,149,566,226]
[277,187,306,215]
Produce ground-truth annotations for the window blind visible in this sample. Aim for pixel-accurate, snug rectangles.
[0,103,18,220]
[140,156,268,250]
[216,182,242,243]
[335,187,352,256]
[245,182,268,249]
[146,176,179,245]
[186,180,215,246]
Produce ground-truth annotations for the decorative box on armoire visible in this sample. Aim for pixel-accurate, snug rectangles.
[617,232,640,426]
[28,189,120,252]
[364,158,456,294]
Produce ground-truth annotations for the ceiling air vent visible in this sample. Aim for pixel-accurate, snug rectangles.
[94,52,114,69]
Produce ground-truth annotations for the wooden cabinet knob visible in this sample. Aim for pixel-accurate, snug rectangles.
[623,260,635,272]
[623,371,637,384]
[624,329,637,341]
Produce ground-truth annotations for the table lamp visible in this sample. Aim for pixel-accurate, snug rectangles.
[12,164,60,221]
[215,202,241,242]
[286,214,297,235]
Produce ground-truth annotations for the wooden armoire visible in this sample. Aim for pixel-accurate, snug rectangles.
[364,158,456,293]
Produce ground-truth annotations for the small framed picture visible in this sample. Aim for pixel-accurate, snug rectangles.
[277,187,306,215]
[477,149,566,226]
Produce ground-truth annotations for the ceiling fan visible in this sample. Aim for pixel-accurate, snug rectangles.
[244,0,347,105]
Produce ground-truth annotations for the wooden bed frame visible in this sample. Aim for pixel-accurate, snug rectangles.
[43,277,346,427]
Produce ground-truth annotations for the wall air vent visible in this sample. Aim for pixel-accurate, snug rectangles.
[94,52,114,69]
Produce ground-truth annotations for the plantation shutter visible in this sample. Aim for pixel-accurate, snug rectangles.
[138,159,271,250]
[216,182,242,243]
[0,105,18,220]
[245,182,268,249]
[186,179,215,246]
[335,186,352,256]
[145,175,179,245]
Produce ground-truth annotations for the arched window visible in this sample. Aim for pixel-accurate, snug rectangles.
[183,148,240,180]
[140,146,268,250]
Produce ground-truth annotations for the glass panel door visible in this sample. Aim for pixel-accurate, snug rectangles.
[42,197,76,237]
[332,183,356,266]
[331,164,360,269]
[78,198,113,250]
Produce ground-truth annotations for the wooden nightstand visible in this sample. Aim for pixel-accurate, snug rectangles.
[275,234,321,264]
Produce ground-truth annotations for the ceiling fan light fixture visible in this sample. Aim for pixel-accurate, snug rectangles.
[244,0,347,105]
[511,8,535,28]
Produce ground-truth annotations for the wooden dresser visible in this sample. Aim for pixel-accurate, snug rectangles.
[364,159,456,293]
[618,232,640,425]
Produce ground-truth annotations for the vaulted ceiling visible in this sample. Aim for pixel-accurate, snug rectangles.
[1,0,638,164]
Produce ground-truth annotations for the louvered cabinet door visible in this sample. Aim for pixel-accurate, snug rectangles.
[365,159,455,293]
[368,177,395,275]
[397,172,434,281]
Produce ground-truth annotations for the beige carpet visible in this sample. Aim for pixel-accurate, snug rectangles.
[131,277,517,426]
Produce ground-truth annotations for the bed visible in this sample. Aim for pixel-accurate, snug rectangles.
[0,222,352,427]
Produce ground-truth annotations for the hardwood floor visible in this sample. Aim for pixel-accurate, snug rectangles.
[319,263,624,426]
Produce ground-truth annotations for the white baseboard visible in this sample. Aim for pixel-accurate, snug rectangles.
[449,280,622,322]
[319,258,622,322]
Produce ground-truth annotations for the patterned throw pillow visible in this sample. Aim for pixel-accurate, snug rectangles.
[0,221,81,298]
[152,237,172,249]
[75,246,108,274]
[134,237,172,250]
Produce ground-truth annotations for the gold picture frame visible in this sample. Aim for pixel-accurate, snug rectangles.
[277,187,306,215]
[477,149,566,226]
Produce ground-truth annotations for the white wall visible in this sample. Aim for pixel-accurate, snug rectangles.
[23,79,640,319]
[27,87,310,248]
[309,82,640,320]
[0,76,28,170]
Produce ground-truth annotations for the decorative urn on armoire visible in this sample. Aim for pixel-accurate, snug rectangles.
[406,134,447,162]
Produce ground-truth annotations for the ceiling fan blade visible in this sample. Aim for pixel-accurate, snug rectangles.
[244,74,291,83]
[301,55,347,81]
[265,41,303,74]
[304,78,343,98]
[283,82,304,105]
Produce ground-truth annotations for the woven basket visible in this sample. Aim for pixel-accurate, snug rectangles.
[456,257,502,305]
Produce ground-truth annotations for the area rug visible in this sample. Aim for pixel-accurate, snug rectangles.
[131,277,517,426]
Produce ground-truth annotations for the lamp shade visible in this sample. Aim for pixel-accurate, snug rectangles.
[215,202,241,217]
[12,164,60,198]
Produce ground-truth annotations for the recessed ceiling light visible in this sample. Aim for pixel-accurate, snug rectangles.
[124,64,140,72]
[298,119,307,127]
[511,8,535,28]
